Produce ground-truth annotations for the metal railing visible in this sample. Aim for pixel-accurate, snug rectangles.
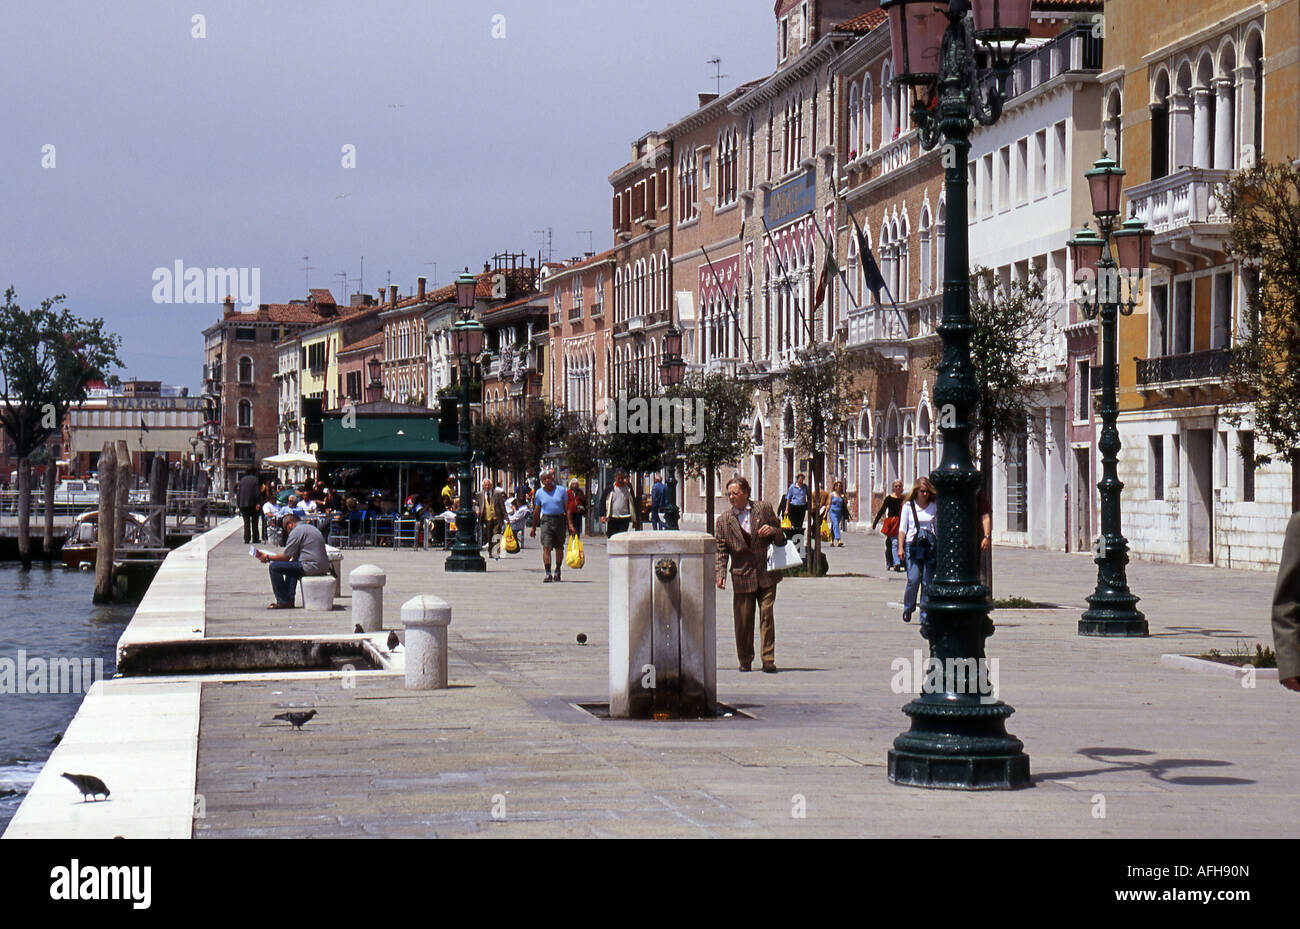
[1135,347,1231,386]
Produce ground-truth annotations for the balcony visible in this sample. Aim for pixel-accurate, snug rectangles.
[1003,25,1102,102]
[589,301,604,319]
[1135,348,1231,391]
[568,305,585,322]
[1126,168,1232,253]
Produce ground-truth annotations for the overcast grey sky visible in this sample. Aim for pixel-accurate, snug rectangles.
[0,1,773,388]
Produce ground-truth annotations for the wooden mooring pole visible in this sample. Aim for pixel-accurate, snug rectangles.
[93,442,117,603]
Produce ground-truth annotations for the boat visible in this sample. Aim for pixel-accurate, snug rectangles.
[60,510,148,569]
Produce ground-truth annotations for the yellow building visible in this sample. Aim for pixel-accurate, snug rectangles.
[1102,0,1297,568]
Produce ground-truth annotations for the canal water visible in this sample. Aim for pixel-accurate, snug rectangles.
[0,562,133,832]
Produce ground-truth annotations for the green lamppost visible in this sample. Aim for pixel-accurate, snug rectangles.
[658,325,685,530]
[445,270,487,573]
[1069,155,1153,636]
[881,0,1033,789]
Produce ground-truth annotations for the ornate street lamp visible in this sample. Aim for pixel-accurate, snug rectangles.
[880,0,1032,790]
[658,325,686,530]
[1069,155,1153,637]
[446,269,487,573]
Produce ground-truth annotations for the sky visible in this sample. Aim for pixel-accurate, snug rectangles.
[0,0,775,390]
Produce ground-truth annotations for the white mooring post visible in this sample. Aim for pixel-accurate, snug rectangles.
[349,564,386,632]
[402,595,451,689]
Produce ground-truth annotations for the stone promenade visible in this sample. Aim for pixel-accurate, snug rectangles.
[194,527,1294,838]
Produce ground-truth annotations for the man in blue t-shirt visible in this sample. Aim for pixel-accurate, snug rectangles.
[530,469,574,583]
[785,473,809,531]
[651,473,667,529]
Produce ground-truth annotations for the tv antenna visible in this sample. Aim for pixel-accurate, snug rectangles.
[335,271,349,299]
[534,228,554,264]
[425,260,437,288]
[302,256,314,293]
[708,57,728,95]
[577,230,593,256]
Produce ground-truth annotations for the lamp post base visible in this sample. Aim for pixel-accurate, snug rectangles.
[445,549,487,573]
[887,698,1032,790]
[1079,598,1147,637]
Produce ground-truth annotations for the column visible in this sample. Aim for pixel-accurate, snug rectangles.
[1170,92,1193,171]
[1213,78,1234,169]
[1234,65,1256,165]
[1192,86,1212,169]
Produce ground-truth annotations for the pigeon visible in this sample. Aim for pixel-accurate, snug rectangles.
[61,772,110,802]
[387,631,400,651]
[272,709,317,731]
[354,623,364,634]
[576,633,588,646]
[50,732,62,745]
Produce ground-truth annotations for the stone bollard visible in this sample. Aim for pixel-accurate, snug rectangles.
[327,549,344,599]
[350,564,386,633]
[608,530,717,718]
[402,595,451,689]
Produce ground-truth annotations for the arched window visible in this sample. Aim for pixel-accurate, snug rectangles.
[1242,28,1264,164]
[614,267,622,321]
[1151,68,1171,179]
[1104,85,1123,170]
[882,61,894,140]
[848,82,861,158]
[746,117,755,188]
[237,398,252,427]
[935,198,946,289]
[862,74,873,152]
[919,206,932,296]
[238,356,253,384]
[661,249,670,312]
[648,255,657,312]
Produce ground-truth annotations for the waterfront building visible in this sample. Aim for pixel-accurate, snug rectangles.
[542,249,615,425]
[1106,0,1297,569]
[379,281,430,405]
[202,292,346,493]
[63,379,204,482]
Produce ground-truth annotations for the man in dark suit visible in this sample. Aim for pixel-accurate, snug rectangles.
[237,470,261,544]
[476,478,507,561]
[1272,511,1300,692]
[714,475,783,673]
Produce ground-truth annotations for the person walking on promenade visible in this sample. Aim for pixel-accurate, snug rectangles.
[871,480,906,572]
[567,479,587,537]
[650,473,667,529]
[603,469,640,537]
[898,477,938,625]
[715,476,783,674]
[827,480,849,547]
[530,469,574,583]
[256,511,329,609]
[477,478,506,561]
[785,473,809,534]
[238,470,262,544]
[1272,511,1300,692]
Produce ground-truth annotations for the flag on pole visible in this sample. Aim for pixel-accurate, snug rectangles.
[139,415,149,433]
[812,243,839,312]
[849,209,890,305]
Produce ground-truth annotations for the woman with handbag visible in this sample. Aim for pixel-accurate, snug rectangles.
[871,480,906,571]
[827,480,848,546]
[897,477,938,625]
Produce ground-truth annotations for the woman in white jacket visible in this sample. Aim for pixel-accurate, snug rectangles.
[897,477,938,625]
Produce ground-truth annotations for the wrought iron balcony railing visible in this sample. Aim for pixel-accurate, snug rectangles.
[1135,347,1231,386]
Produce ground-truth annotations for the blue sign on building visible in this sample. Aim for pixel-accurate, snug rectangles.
[763,170,815,228]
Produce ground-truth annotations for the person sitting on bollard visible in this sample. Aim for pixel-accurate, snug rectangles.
[530,468,573,583]
[507,491,530,550]
[715,476,783,674]
[256,511,330,610]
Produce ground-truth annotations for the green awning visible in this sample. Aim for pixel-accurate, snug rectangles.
[317,415,461,464]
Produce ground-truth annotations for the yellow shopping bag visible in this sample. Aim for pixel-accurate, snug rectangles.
[820,520,831,542]
[780,515,793,529]
[565,533,585,569]
[503,524,519,554]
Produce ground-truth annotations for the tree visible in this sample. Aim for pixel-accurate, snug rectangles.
[968,265,1052,594]
[600,374,670,483]
[0,288,122,568]
[780,343,867,572]
[471,404,562,486]
[664,370,755,532]
[1221,158,1300,511]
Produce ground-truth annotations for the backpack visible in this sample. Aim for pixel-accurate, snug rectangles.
[908,500,937,565]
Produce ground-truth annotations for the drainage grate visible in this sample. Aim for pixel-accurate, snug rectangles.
[572,702,754,721]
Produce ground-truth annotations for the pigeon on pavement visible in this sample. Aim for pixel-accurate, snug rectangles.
[61,772,110,801]
[576,633,588,645]
[387,631,400,651]
[354,624,364,634]
[272,709,318,731]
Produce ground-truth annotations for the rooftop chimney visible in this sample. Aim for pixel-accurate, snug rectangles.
[390,285,398,306]
[698,92,719,108]
[417,277,426,300]
[222,295,234,316]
